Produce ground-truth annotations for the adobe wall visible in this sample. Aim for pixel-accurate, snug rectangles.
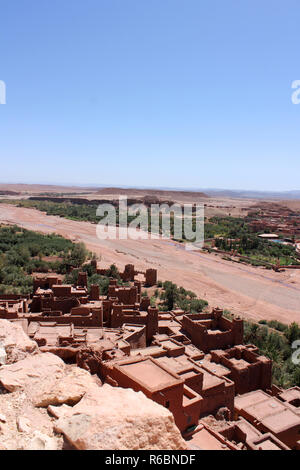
[170,386,202,432]
[123,325,146,349]
[77,272,88,287]
[26,311,101,327]
[108,303,158,342]
[200,379,235,417]
[121,264,135,282]
[177,368,204,394]
[237,402,300,449]
[139,296,150,311]
[0,294,30,301]
[181,315,232,352]
[33,276,61,292]
[145,268,157,287]
[90,284,100,300]
[211,347,272,394]
[182,314,243,352]
[103,358,199,431]
[109,285,138,305]
[0,309,18,319]
[30,296,80,314]
[146,307,158,342]
[52,285,72,297]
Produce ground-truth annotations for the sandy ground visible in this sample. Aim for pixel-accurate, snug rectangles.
[0,183,96,193]
[0,183,255,218]
[0,203,299,325]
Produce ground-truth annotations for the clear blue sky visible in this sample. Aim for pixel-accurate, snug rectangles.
[1,0,300,191]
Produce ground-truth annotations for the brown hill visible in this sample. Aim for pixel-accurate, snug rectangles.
[96,187,209,199]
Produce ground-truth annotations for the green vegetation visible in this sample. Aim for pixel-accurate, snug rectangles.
[0,199,139,225]
[205,216,248,239]
[158,280,208,312]
[244,319,300,388]
[206,216,299,266]
[258,319,288,333]
[215,234,299,266]
[2,200,298,267]
[0,199,195,240]
[0,225,89,294]
[64,263,127,296]
[1,199,103,223]
[224,310,300,388]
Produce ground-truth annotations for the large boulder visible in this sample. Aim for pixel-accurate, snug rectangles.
[33,365,101,407]
[0,352,100,407]
[0,352,64,394]
[0,319,38,363]
[54,384,188,450]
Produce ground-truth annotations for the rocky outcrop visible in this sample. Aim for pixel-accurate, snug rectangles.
[0,352,64,394]
[0,322,187,450]
[33,365,101,407]
[0,351,100,450]
[0,352,100,406]
[0,319,38,363]
[76,344,104,375]
[54,384,188,450]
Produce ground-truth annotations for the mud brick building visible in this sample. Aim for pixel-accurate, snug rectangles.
[0,259,299,449]
[0,295,29,320]
[181,308,243,352]
[210,345,272,394]
[234,390,300,449]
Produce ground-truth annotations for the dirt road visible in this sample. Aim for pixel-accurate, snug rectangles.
[0,203,299,325]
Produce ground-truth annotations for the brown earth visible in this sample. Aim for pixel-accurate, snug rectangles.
[280,200,300,211]
[0,183,98,194]
[96,186,209,199]
[0,320,185,450]
[0,183,257,218]
[0,203,299,325]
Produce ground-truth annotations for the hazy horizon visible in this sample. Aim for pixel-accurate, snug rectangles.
[1,180,300,197]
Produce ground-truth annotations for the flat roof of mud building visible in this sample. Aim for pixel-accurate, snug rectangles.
[279,387,300,403]
[116,357,183,391]
[235,390,300,434]
[187,425,232,450]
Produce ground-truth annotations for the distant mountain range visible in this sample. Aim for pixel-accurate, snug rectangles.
[201,189,300,199]
[96,186,300,200]
[0,183,299,200]
[96,187,208,199]
[94,185,300,200]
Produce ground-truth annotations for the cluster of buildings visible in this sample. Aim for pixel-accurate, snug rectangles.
[0,261,300,450]
[247,204,300,239]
